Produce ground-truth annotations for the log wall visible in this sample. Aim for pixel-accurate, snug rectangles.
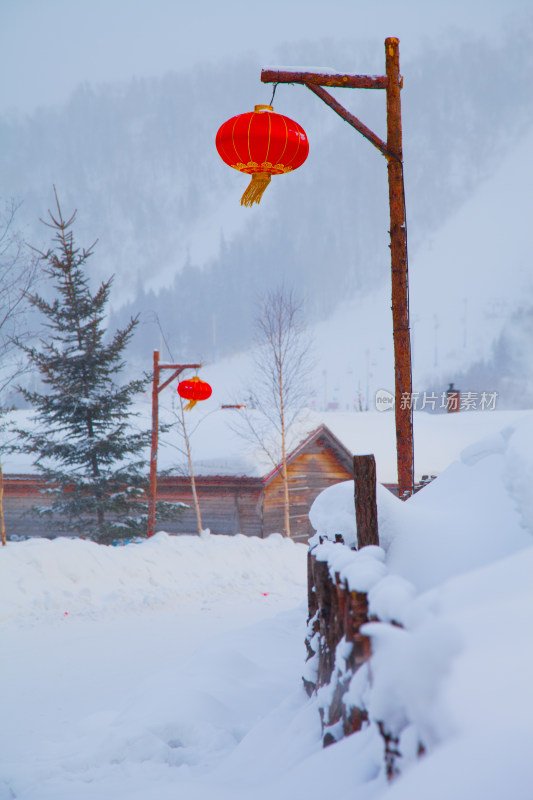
[2,476,53,538]
[2,475,263,539]
[263,438,353,541]
[156,476,263,536]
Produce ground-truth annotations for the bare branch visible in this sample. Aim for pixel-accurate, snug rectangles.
[233,286,314,537]
[0,199,42,401]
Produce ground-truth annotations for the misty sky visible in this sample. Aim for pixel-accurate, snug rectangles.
[1,0,530,115]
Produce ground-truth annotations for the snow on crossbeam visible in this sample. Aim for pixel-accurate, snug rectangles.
[261,68,388,89]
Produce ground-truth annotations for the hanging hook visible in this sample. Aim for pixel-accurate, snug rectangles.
[269,79,279,107]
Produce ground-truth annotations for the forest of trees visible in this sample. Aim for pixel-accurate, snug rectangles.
[0,30,531,374]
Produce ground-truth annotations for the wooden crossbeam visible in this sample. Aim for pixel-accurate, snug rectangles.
[261,69,388,90]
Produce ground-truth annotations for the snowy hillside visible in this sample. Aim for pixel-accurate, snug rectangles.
[309,122,533,408]
[307,407,533,797]
[1,25,532,391]
[1,411,532,798]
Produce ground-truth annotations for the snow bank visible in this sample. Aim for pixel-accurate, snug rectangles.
[306,412,533,796]
[2,412,533,799]
[309,479,401,550]
[362,544,533,797]
[0,531,307,624]
[309,413,533,590]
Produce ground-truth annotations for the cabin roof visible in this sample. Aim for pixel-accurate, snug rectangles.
[261,424,353,485]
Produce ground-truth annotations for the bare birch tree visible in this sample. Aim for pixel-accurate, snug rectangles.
[0,201,40,543]
[149,312,205,536]
[170,393,204,536]
[237,287,313,538]
[0,199,40,399]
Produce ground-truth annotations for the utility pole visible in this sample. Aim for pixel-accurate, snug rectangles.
[261,37,414,497]
[148,350,201,537]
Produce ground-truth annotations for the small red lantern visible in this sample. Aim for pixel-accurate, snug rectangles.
[216,105,309,207]
[177,377,212,411]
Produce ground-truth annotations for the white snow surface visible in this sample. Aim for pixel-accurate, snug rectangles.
[1,412,533,798]
[306,411,533,798]
[3,402,531,484]
[0,531,305,626]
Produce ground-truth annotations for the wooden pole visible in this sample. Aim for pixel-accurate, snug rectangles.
[304,83,389,157]
[261,37,415,500]
[385,37,413,498]
[147,352,203,537]
[148,350,160,538]
[353,455,379,549]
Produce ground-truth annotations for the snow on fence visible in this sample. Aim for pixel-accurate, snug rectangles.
[303,455,421,779]
[304,542,417,779]
[304,550,371,739]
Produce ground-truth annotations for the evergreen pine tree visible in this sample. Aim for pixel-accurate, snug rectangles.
[15,192,183,542]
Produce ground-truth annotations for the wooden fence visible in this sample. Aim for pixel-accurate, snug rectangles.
[304,551,371,743]
[303,455,416,779]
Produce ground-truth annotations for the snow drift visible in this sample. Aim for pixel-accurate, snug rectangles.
[1,412,533,799]
[307,410,533,797]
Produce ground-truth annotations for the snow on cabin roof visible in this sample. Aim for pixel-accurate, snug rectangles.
[2,403,533,484]
[156,405,324,478]
[0,404,325,480]
[157,405,533,483]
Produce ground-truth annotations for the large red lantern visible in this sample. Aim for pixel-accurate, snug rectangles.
[216,105,309,207]
[177,377,212,411]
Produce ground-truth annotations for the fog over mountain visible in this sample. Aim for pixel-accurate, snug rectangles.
[1,23,532,406]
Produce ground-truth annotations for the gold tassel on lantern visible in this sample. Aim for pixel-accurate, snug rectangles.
[241,172,271,207]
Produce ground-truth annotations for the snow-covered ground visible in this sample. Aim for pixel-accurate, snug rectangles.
[0,533,314,800]
[309,410,533,798]
[1,410,533,799]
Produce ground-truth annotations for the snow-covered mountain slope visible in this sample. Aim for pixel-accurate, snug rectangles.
[307,121,533,407]
[2,27,532,373]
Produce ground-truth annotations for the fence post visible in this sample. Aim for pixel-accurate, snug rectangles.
[353,455,379,549]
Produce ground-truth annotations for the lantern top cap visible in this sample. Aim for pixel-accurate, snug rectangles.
[254,104,273,113]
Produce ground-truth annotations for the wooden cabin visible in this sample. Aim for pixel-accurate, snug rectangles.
[155,424,354,542]
[262,425,354,540]
[2,425,354,543]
